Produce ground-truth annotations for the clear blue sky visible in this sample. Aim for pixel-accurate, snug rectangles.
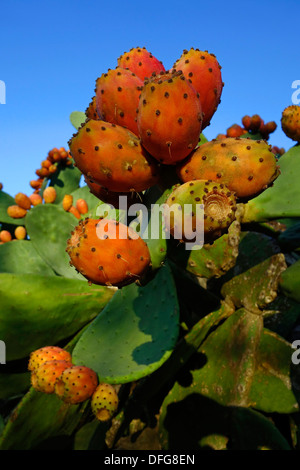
[0,0,299,197]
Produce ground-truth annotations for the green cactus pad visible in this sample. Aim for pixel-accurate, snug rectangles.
[72,263,179,384]
[221,254,287,313]
[159,389,290,450]
[0,273,115,360]
[0,240,55,276]
[0,190,26,225]
[69,184,101,216]
[48,163,82,203]
[242,144,300,223]
[168,219,241,279]
[0,387,88,450]
[70,111,87,130]
[174,308,298,413]
[25,204,84,279]
[279,258,300,303]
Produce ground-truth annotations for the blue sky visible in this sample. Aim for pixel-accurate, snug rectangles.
[0,0,299,197]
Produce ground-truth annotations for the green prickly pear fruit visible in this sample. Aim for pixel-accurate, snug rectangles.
[165,180,237,244]
[177,137,280,199]
[91,383,119,422]
[137,70,203,165]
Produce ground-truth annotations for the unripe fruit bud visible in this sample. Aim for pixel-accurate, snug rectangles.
[0,230,12,243]
[43,186,57,204]
[15,192,31,210]
[14,226,27,240]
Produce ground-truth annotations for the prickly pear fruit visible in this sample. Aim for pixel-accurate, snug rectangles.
[95,67,143,135]
[117,46,165,81]
[62,194,73,212]
[165,180,237,243]
[15,192,31,210]
[7,205,28,219]
[29,193,43,206]
[281,105,300,142]
[30,359,73,394]
[137,70,203,164]
[14,226,27,240]
[172,48,223,129]
[177,137,280,199]
[0,230,12,243]
[69,206,81,219]
[28,346,72,372]
[54,365,98,404]
[84,176,139,209]
[66,218,151,287]
[69,119,160,193]
[85,96,99,120]
[76,198,89,215]
[226,124,247,138]
[91,383,119,422]
[43,186,57,204]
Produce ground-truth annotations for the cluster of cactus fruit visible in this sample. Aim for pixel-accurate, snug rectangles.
[1,46,300,450]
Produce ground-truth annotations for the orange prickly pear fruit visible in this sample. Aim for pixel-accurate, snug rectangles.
[0,230,12,243]
[14,226,27,240]
[177,137,280,199]
[66,218,151,287]
[137,70,203,164]
[7,205,28,219]
[281,105,300,142]
[226,124,246,138]
[69,119,160,193]
[29,193,43,206]
[62,194,73,212]
[91,383,119,422]
[30,179,43,190]
[15,192,31,210]
[76,198,89,215]
[117,46,165,81]
[43,186,57,204]
[30,360,73,394]
[28,346,72,372]
[69,206,81,219]
[172,48,223,129]
[36,167,50,178]
[85,96,99,120]
[55,365,98,404]
[95,67,143,135]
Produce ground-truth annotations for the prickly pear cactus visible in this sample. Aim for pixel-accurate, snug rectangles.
[1,46,300,451]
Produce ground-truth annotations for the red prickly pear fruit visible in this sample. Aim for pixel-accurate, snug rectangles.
[66,218,151,287]
[95,67,143,135]
[137,70,203,165]
[117,46,165,81]
[177,137,280,199]
[28,346,72,372]
[54,365,98,404]
[14,226,27,240]
[7,205,28,219]
[241,115,252,130]
[165,180,237,243]
[0,230,12,243]
[85,96,99,120]
[31,360,73,394]
[15,193,31,210]
[172,48,223,129]
[91,383,119,422]
[281,105,300,142]
[69,119,160,193]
